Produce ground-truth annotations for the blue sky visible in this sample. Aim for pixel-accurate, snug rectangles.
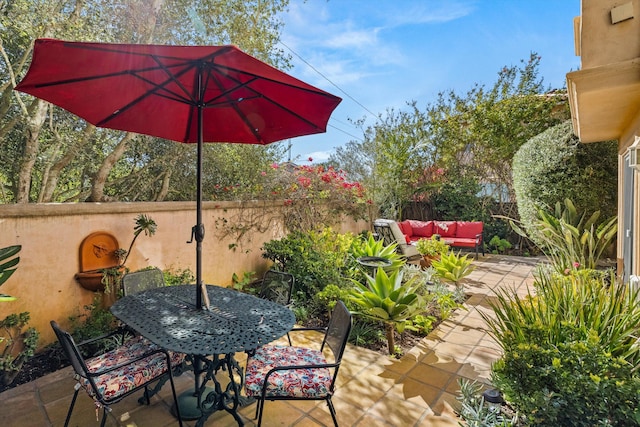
[278,0,580,164]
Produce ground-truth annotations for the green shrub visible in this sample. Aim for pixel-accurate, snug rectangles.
[262,227,358,308]
[430,177,485,221]
[488,235,512,254]
[349,318,386,347]
[484,268,640,425]
[314,284,353,312]
[163,266,195,286]
[510,199,616,274]
[0,312,39,386]
[512,121,617,248]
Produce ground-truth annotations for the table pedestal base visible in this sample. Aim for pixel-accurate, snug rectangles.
[173,354,252,427]
[173,386,215,420]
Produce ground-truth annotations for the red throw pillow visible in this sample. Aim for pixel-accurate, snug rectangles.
[434,221,457,237]
[455,221,483,238]
[410,220,434,237]
[398,220,413,237]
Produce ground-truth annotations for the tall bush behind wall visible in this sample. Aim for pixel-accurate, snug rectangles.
[512,120,617,246]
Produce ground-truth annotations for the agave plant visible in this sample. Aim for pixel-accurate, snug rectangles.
[351,233,404,273]
[509,198,617,274]
[0,245,21,302]
[348,268,424,355]
[431,250,476,289]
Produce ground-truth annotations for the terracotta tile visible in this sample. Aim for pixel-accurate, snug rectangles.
[383,378,440,407]
[418,352,462,374]
[368,395,430,426]
[308,399,365,426]
[406,363,453,391]
[333,378,386,410]
[354,413,394,426]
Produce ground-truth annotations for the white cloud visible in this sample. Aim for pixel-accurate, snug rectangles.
[302,151,332,164]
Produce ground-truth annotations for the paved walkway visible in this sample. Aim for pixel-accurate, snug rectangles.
[1,255,539,427]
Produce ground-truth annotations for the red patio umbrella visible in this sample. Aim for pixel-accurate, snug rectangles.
[15,38,341,309]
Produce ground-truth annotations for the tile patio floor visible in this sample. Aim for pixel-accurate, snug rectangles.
[1,254,539,427]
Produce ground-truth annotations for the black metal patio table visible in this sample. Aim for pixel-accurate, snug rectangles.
[110,284,296,427]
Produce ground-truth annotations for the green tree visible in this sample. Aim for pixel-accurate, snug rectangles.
[2,0,291,204]
[512,121,618,245]
[330,53,570,222]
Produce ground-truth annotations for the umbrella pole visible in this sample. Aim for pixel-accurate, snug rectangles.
[195,70,207,311]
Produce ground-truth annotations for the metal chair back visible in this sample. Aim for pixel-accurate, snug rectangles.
[50,320,92,385]
[258,270,294,306]
[122,267,164,296]
[322,300,352,368]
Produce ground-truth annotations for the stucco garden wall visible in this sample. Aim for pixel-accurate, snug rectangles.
[0,201,368,349]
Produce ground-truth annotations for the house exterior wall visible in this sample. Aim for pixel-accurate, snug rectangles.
[0,201,368,349]
[579,0,640,67]
[568,0,640,278]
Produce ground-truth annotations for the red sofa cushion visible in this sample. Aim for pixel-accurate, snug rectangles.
[456,221,483,239]
[409,220,433,237]
[398,220,413,237]
[434,221,457,237]
[446,238,477,248]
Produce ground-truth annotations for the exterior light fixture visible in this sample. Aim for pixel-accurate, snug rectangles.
[629,136,640,171]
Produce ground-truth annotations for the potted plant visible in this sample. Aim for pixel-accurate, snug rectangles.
[415,236,450,268]
[0,245,39,387]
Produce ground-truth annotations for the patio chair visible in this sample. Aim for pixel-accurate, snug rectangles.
[373,219,421,262]
[256,270,295,345]
[50,320,185,427]
[244,300,352,427]
[122,267,165,296]
[257,270,294,305]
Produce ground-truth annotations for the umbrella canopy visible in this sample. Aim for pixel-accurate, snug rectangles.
[16,38,341,309]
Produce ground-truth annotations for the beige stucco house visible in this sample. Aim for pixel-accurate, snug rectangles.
[566,0,640,281]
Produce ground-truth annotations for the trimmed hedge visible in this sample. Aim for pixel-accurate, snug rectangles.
[512,120,617,246]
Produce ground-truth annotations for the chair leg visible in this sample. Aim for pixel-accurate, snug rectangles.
[63,386,80,427]
[167,370,184,427]
[254,397,261,419]
[256,397,266,427]
[327,397,339,427]
[100,407,108,427]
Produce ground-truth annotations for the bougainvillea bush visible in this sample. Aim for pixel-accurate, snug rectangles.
[212,160,370,233]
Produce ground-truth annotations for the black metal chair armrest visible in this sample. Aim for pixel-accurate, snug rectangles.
[76,327,130,348]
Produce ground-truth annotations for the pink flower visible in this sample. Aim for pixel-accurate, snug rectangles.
[261,171,267,176]
[573,262,580,268]
[271,162,279,169]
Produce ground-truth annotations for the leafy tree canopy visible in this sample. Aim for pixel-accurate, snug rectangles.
[1,0,292,203]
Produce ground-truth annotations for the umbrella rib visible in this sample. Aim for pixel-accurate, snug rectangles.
[96,59,201,127]
[203,73,328,135]
[203,73,264,142]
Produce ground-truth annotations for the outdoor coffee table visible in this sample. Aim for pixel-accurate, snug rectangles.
[110,284,295,427]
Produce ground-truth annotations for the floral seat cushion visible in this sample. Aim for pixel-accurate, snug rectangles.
[79,336,185,401]
[245,345,332,398]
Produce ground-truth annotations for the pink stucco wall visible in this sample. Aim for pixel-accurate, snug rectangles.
[0,201,368,349]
